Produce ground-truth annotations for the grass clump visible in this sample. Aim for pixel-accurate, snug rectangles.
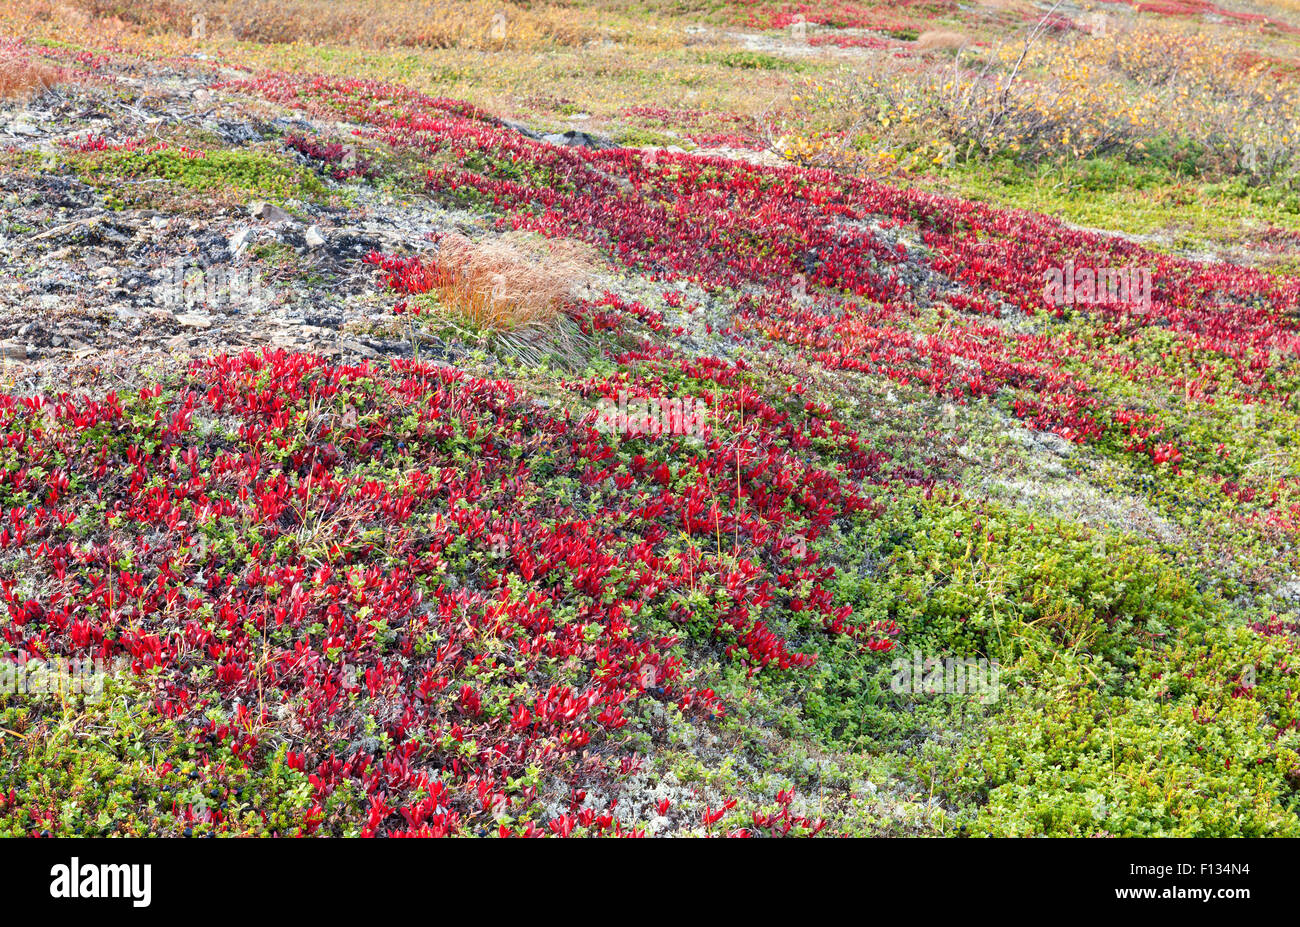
[397,232,588,332]
[0,49,55,99]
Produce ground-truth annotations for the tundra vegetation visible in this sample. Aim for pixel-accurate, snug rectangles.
[0,0,1299,837]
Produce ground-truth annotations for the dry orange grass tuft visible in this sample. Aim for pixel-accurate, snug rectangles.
[421,232,587,332]
[915,30,970,51]
[0,52,56,99]
[497,228,607,274]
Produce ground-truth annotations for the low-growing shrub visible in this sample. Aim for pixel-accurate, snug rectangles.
[75,144,329,203]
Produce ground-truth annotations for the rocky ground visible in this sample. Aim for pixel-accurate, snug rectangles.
[1,62,470,389]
